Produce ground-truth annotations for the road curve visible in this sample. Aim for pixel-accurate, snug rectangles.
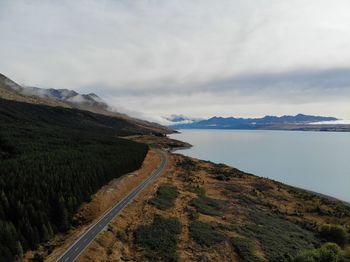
[56,149,167,262]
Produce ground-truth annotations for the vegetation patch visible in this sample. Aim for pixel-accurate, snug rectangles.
[116,230,127,243]
[134,215,182,262]
[318,224,348,247]
[237,211,318,262]
[176,158,197,171]
[225,184,243,193]
[149,185,179,210]
[0,99,149,261]
[231,237,262,262]
[210,163,245,178]
[190,194,225,216]
[250,182,273,192]
[189,220,225,247]
[294,242,346,262]
[215,174,230,181]
[188,186,206,196]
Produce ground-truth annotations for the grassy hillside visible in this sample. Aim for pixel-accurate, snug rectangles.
[78,151,350,262]
[0,98,149,261]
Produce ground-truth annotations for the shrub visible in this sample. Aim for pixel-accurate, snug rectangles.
[225,184,242,193]
[116,230,127,242]
[189,221,225,246]
[149,185,179,210]
[319,224,348,247]
[343,245,350,259]
[231,237,262,262]
[189,186,206,196]
[134,215,182,262]
[318,243,342,262]
[215,174,228,181]
[294,243,344,262]
[190,194,225,216]
[294,249,320,262]
[237,211,318,262]
[185,208,199,221]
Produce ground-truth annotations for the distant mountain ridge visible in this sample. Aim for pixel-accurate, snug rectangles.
[169,114,350,132]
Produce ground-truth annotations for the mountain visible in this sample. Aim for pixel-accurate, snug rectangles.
[0,73,173,135]
[0,73,70,108]
[0,95,153,260]
[165,114,203,125]
[169,114,350,132]
[22,86,110,112]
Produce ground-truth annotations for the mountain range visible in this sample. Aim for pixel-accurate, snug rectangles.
[0,73,172,135]
[169,114,350,132]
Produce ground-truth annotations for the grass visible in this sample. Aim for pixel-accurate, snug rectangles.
[231,237,262,262]
[134,215,182,262]
[190,194,225,216]
[149,185,179,210]
[189,220,225,247]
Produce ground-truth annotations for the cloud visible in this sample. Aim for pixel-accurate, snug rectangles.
[0,0,349,120]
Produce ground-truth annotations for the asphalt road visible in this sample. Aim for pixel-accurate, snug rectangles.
[56,149,167,262]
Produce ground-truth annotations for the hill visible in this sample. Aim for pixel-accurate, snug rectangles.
[0,97,153,261]
[0,73,172,135]
[51,142,350,262]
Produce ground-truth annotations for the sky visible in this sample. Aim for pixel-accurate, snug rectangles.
[1,0,350,123]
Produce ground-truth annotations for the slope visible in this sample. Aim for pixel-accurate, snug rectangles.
[0,73,173,135]
[0,97,150,261]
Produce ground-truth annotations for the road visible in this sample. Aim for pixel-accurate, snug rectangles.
[57,149,167,262]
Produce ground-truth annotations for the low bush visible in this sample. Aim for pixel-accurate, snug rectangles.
[237,211,318,262]
[294,242,344,262]
[185,208,199,221]
[319,224,348,247]
[149,185,179,210]
[176,158,196,171]
[250,182,273,192]
[225,184,242,193]
[116,230,127,242]
[134,215,182,262]
[188,186,206,196]
[189,221,225,247]
[190,194,225,216]
[231,237,262,262]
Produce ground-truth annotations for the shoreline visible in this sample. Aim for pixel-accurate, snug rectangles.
[169,138,350,207]
[169,130,350,206]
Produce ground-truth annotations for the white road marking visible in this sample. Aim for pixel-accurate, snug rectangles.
[56,150,166,262]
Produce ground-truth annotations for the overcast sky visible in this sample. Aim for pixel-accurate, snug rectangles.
[1,0,350,122]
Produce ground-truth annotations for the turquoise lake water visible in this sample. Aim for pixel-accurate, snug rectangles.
[170,129,350,202]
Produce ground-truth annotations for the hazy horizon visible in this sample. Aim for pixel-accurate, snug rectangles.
[1,0,350,122]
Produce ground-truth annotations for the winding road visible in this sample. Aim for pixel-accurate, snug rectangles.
[56,149,167,262]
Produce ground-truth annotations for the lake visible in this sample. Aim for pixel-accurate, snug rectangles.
[170,129,350,202]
